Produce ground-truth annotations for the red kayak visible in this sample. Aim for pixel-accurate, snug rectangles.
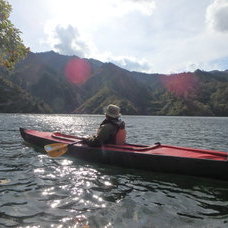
[20,128,228,181]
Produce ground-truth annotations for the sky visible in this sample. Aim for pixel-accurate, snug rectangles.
[7,0,228,74]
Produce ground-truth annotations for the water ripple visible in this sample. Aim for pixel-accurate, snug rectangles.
[0,114,228,227]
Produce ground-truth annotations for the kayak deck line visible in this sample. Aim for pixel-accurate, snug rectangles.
[52,133,161,152]
[52,133,80,142]
[20,128,228,181]
[52,132,149,148]
[51,132,228,158]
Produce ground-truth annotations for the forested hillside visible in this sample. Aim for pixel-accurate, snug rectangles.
[1,51,228,116]
[0,75,52,113]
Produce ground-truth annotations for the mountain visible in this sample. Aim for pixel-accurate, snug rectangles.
[6,51,105,113]
[1,51,228,116]
[0,75,52,113]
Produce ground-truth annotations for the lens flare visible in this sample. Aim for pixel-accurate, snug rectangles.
[65,58,91,84]
[161,73,199,98]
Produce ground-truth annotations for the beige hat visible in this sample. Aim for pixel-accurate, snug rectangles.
[105,104,121,118]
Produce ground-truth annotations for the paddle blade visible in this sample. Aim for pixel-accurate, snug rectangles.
[48,147,68,157]
[44,143,66,152]
[44,143,68,157]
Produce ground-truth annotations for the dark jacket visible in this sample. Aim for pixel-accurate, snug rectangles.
[83,118,125,147]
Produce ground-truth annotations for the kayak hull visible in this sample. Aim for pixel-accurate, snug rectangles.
[20,128,228,181]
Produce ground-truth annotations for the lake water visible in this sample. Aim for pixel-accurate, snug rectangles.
[0,114,228,227]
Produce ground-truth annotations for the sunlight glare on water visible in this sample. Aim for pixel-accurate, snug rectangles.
[0,114,228,227]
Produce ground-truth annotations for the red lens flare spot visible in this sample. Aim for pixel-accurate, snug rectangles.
[161,73,199,98]
[65,58,91,85]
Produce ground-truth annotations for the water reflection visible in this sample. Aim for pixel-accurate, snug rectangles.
[0,114,228,227]
[35,153,228,227]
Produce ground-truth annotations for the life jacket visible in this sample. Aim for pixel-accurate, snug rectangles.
[115,127,126,145]
[100,118,126,145]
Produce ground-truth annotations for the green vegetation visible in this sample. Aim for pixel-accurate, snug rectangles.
[0,1,227,116]
[0,75,52,113]
[77,68,228,116]
[0,0,28,69]
[0,51,228,116]
[76,86,138,115]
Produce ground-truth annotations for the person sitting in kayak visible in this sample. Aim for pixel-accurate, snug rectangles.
[82,104,126,147]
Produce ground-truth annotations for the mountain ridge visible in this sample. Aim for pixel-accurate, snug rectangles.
[0,51,227,116]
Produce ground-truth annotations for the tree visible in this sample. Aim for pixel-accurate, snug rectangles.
[0,0,29,69]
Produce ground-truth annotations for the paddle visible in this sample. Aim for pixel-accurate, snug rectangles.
[44,141,82,157]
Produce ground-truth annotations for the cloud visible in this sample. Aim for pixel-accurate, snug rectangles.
[40,0,228,74]
[44,22,153,72]
[108,56,152,72]
[45,0,156,30]
[206,0,228,32]
[124,0,156,16]
[53,25,90,57]
[209,56,228,70]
